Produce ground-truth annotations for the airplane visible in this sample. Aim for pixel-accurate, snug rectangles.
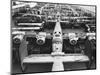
[12,12,95,72]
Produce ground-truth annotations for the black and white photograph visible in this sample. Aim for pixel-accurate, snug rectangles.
[11,0,96,74]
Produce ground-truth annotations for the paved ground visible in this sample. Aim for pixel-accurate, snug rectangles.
[11,60,96,74]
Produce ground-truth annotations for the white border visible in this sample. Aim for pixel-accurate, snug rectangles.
[0,0,100,75]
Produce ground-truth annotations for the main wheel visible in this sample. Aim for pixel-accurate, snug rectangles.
[84,40,93,69]
[21,63,28,73]
[85,61,92,69]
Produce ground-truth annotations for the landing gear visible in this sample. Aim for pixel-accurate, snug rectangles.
[85,61,92,69]
[84,39,96,69]
[21,63,28,73]
[19,40,28,73]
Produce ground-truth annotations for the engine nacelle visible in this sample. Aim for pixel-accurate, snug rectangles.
[13,34,24,44]
[68,33,78,45]
[70,38,78,45]
[36,37,45,45]
[36,32,46,45]
[86,33,96,40]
